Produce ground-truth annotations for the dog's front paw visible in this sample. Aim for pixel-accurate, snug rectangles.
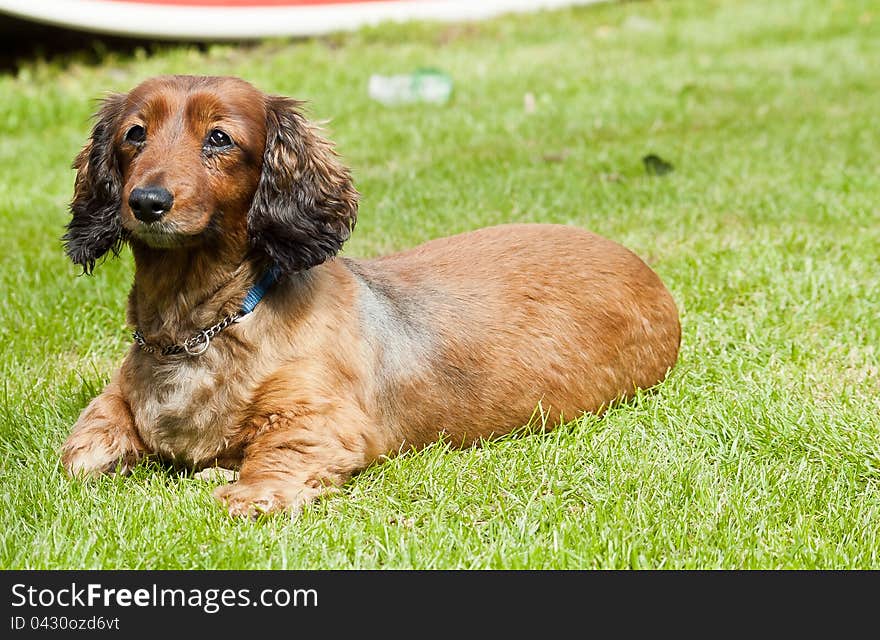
[62,386,146,478]
[61,431,142,478]
[213,480,322,518]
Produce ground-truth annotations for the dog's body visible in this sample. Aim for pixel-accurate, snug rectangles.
[61,76,680,516]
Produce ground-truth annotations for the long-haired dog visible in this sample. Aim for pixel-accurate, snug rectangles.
[61,75,681,517]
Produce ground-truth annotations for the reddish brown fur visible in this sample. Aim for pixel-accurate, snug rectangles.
[61,75,681,517]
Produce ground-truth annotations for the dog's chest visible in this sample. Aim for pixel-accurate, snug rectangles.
[126,355,245,466]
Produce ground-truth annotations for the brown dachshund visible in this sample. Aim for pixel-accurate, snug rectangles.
[60,75,681,517]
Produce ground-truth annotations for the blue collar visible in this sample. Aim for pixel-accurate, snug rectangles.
[240,264,282,316]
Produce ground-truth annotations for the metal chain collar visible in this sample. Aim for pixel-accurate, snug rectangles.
[132,311,241,358]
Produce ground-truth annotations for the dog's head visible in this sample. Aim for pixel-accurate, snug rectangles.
[64,75,358,274]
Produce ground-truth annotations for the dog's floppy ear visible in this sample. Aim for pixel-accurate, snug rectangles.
[63,94,127,275]
[248,97,358,273]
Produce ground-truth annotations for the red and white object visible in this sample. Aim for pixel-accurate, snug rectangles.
[0,0,604,40]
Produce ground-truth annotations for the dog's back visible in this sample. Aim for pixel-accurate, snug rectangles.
[346,223,681,448]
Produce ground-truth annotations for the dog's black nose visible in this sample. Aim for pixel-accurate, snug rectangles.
[129,186,173,223]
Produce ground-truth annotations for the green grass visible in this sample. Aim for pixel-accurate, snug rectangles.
[1,0,879,569]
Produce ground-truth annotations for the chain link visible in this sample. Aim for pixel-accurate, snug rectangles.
[132,311,241,358]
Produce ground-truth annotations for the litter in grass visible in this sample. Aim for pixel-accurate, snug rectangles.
[193,467,239,483]
[541,150,571,163]
[368,68,453,105]
[642,153,674,176]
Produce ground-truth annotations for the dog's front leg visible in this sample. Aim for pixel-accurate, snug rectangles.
[214,404,379,518]
[61,380,147,477]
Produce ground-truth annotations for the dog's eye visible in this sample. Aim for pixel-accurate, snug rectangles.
[206,129,233,149]
[124,125,146,144]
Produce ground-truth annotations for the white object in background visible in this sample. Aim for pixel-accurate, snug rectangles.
[0,0,609,41]
[369,69,454,106]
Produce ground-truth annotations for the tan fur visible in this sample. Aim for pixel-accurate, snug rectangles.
[61,76,681,517]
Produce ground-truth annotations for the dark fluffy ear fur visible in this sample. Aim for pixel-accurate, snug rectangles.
[63,94,127,274]
[248,97,359,273]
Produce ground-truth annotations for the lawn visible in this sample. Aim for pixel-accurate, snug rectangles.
[0,0,878,569]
